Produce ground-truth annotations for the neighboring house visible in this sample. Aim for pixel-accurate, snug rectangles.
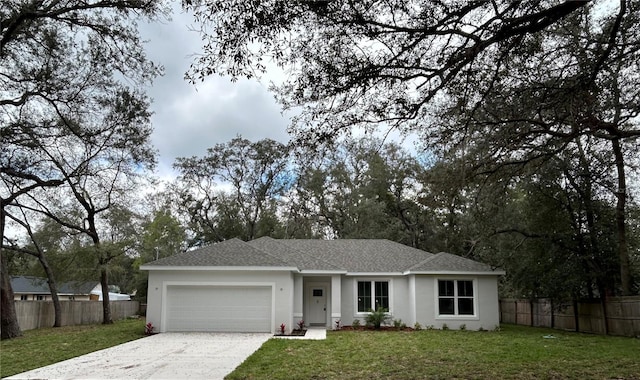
[141,237,505,334]
[11,276,98,301]
[11,276,131,301]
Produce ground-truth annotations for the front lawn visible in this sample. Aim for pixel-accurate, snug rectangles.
[0,318,146,378]
[229,324,640,379]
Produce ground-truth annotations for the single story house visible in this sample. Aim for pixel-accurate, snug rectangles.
[11,276,131,301]
[11,276,98,301]
[141,237,505,333]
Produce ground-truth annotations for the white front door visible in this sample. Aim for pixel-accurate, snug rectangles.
[308,286,326,325]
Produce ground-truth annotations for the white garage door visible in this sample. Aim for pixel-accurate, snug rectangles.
[166,285,272,332]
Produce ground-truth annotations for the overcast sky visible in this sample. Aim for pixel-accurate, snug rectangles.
[139,4,423,182]
[140,6,292,181]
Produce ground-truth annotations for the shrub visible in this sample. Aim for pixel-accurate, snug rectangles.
[426,325,435,330]
[145,322,154,335]
[352,319,361,328]
[414,322,423,331]
[442,323,449,331]
[365,307,391,330]
[459,324,466,331]
[297,320,305,330]
[393,319,403,329]
[279,323,286,335]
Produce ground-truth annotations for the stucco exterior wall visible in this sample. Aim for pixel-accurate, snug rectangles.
[341,276,410,326]
[146,269,294,333]
[414,275,500,330]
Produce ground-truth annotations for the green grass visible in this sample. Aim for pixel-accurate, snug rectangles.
[229,325,640,380]
[2,322,638,379]
[0,318,146,378]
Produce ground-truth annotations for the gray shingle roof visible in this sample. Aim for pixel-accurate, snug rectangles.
[11,276,98,295]
[142,238,502,274]
[407,252,497,272]
[142,238,292,268]
[272,239,434,273]
[247,237,343,271]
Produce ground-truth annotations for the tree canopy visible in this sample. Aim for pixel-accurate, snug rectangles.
[1,0,166,339]
[185,0,639,295]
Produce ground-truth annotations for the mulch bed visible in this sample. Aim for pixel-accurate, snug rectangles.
[337,326,415,332]
[274,329,307,337]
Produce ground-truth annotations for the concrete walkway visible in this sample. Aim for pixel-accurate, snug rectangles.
[6,333,271,380]
[273,327,327,340]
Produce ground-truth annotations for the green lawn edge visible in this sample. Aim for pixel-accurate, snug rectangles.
[229,324,640,380]
[3,322,638,380]
[0,318,146,378]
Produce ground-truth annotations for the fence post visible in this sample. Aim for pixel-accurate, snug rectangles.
[572,296,579,333]
[529,299,534,327]
[600,294,609,335]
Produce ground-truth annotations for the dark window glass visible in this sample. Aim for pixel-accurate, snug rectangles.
[438,280,454,297]
[458,281,473,297]
[357,281,371,312]
[458,298,474,315]
[313,289,323,297]
[439,298,455,315]
[374,281,389,310]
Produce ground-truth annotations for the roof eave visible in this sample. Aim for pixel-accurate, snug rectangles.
[140,265,300,272]
[299,269,347,275]
[345,272,405,276]
[404,270,506,276]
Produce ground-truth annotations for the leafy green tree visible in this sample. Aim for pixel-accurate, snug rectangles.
[3,211,67,327]
[290,138,426,245]
[133,209,186,301]
[435,5,640,294]
[184,0,639,295]
[174,137,291,244]
[140,210,186,262]
[1,0,166,339]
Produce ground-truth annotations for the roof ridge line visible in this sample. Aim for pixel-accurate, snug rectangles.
[405,252,438,271]
[251,237,343,271]
[246,237,301,268]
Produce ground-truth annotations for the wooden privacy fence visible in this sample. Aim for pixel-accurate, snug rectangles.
[15,300,140,331]
[500,297,640,337]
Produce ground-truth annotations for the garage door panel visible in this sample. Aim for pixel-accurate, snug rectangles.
[166,285,272,332]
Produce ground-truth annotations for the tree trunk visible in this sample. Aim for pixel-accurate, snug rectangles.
[0,203,23,340]
[38,255,62,327]
[611,138,631,295]
[88,220,112,325]
[100,265,112,324]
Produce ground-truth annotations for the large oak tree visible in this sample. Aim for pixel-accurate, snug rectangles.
[185,0,639,295]
[1,0,165,339]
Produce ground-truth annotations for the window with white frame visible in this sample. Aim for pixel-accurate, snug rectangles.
[357,280,389,312]
[438,280,474,316]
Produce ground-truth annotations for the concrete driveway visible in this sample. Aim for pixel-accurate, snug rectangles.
[6,333,271,380]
